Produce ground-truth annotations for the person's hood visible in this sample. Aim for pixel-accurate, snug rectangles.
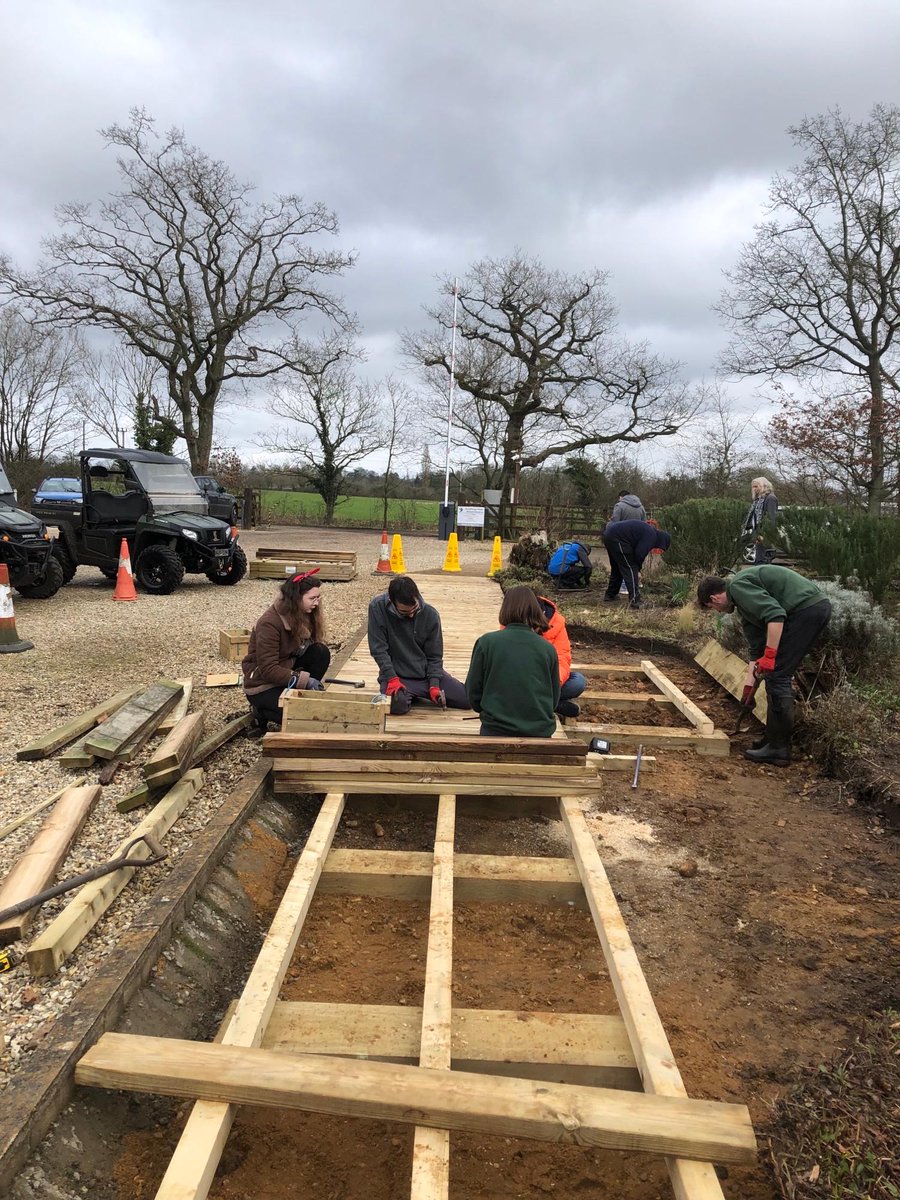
[655,530,672,551]
[538,595,557,622]
[619,493,643,506]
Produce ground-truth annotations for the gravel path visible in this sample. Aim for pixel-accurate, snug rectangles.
[0,526,496,1089]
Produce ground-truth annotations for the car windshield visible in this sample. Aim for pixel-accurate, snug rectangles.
[129,459,205,515]
[42,478,80,493]
[0,465,12,494]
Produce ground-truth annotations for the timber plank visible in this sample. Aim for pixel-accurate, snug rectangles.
[26,770,204,977]
[143,712,205,785]
[256,548,356,562]
[272,758,593,780]
[581,691,675,709]
[76,1033,758,1164]
[157,679,194,734]
[695,638,768,723]
[641,661,715,732]
[0,786,101,944]
[274,774,603,796]
[0,777,89,843]
[16,686,144,761]
[205,673,241,687]
[262,733,585,759]
[569,724,730,757]
[84,681,183,760]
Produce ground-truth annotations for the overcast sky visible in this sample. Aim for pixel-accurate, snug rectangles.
[3,0,900,475]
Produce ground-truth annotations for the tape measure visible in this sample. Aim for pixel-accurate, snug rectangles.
[0,947,18,973]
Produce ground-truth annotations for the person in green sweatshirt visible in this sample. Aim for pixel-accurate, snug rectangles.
[466,586,560,737]
[697,566,831,767]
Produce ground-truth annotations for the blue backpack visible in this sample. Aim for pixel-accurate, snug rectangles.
[548,542,579,576]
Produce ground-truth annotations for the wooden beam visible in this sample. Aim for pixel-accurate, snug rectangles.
[568,724,730,757]
[588,752,657,773]
[261,1002,639,1088]
[640,661,715,733]
[205,673,241,687]
[263,733,586,760]
[272,758,593,780]
[581,691,675,709]
[319,849,585,905]
[151,791,345,1200]
[84,681,184,760]
[411,793,455,1198]
[76,1033,758,1164]
[157,679,194,734]
[695,638,768,723]
[15,686,143,760]
[0,786,101,944]
[143,713,205,787]
[256,548,356,562]
[0,777,89,843]
[273,774,603,796]
[560,796,743,1197]
[25,770,204,978]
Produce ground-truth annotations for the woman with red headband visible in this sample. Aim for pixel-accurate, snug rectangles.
[242,569,330,731]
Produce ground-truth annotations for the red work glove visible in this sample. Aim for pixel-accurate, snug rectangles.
[429,686,442,704]
[755,647,778,674]
[385,677,405,696]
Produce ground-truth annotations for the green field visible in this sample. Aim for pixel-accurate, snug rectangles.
[260,490,440,528]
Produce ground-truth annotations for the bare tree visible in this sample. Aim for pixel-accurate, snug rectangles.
[675,383,761,495]
[266,337,384,524]
[74,343,176,446]
[404,254,696,526]
[719,105,900,514]
[1,110,353,471]
[377,377,417,527]
[0,303,83,464]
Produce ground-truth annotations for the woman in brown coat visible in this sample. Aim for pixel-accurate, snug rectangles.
[242,569,331,730]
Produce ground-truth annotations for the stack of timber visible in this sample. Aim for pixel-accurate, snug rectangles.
[219,628,251,663]
[82,681,184,761]
[249,547,357,582]
[568,659,731,757]
[278,690,387,735]
[0,785,101,944]
[16,686,143,763]
[142,712,205,789]
[695,638,768,723]
[265,732,601,795]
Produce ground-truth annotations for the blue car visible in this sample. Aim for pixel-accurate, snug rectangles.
[33,477,82,507]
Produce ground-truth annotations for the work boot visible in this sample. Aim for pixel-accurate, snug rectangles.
[629,599,643,610]
[744,742,791,766]
[556,699,581,718]
[744,692,793,766]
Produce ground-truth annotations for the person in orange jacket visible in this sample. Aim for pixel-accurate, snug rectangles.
[537,594,586,718]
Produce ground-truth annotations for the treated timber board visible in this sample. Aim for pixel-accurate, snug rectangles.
[76,1034,758,1164]
[0,760,271,1197]
[143,712,205,785]
[263,734,585,759]
[274,774,603,796]
[262,1002,639,1088]
[272,758,593,780]
[588,752,657,773]
[640,661,715,733]
[283,719,387,735]
[581,692,675,709]
[569,724,730,757]
[256,548,356,562]
[16,686,144,760]
[84,681,183,760]
[249,560,356,581]
[57,730,100,769]
[157,680,194,734]
[319,849,585,905]
[205,673,241,687]
[0,777,89,843]
[0,786,101,944]
[26,770,205,977]
[560,796,740,1198]
[151,792,345,1200]
[695,639,768,724]
[281,696,384,724]
[411,794,455,1197]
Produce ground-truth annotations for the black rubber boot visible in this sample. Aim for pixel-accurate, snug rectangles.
[556,699,581,718]
[744,693,793,767]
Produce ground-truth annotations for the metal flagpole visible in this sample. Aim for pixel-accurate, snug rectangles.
[442,278,459,506]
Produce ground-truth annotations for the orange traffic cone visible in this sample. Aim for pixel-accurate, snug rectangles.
[113,538,138,601]
[374,530,392,574]
[0,562,34,653]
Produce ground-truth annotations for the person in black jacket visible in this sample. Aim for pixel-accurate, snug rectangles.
[602,520,671,608]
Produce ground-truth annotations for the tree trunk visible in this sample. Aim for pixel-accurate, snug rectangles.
[498,414,525,538]
[867,370,886,516]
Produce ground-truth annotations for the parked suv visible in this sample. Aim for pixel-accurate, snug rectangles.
[0,463,64,598]
[193,475,239,523]
[33,477,82,507]
[42,449,248,595]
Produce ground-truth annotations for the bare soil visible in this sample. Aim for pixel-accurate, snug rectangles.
[111,633,900,1200]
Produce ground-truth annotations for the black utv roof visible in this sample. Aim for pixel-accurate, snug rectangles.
[81,448,188,466]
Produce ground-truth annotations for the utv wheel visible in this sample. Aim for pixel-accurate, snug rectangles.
[135,545,185,595]
[16,555,64,600]
[206,543,248,586]
[52,544,77,584]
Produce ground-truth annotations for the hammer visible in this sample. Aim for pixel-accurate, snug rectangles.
[324,677,366,689]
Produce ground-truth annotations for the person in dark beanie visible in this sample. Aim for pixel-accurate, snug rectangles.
[697,566,831,767]
[602,519,671,608]
[367,575,469,714]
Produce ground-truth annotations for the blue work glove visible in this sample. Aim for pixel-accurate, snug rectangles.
[306,677,324,691]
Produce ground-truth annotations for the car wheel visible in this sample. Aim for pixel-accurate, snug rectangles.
[16,555,64,600]
[206,544,248,586]
[135,545,186,595]
[51,543,78,584]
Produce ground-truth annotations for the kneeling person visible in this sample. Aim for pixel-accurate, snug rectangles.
[242,570,331,731]
[367,575,469,714]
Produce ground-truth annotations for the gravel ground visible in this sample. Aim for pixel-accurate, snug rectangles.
[0,526,496,1090]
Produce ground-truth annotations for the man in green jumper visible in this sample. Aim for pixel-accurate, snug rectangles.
[697,566,831,766]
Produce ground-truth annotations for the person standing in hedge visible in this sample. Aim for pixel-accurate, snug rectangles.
[697,566,831,767]
[742,477,779,563]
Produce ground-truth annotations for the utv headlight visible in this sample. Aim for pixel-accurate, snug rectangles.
[182,529,198,541]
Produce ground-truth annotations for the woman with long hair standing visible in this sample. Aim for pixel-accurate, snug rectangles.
[466,585,560,737]
[242,569,330,731]
[742,477,779,563]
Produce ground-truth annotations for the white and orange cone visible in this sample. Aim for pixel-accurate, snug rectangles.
[113,538,138,601]
[374,529,392,574]
[0,562,34,653]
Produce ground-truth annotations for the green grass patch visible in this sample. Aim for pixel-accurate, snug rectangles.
[260,490,440,528]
